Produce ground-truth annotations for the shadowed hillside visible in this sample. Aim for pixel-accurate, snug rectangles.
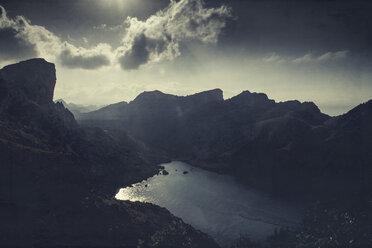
[79,88,372,200]
[0,59,219,247]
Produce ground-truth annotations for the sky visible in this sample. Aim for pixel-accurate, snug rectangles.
[0,0,372,115]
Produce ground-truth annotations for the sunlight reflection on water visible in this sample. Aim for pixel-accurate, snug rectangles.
[116,161,303,246]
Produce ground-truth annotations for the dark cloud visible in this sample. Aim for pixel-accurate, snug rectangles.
[59,49,110,70]
[0,4,113,69]
[117,0,231,70]
[2,0,372,71]
[118,34,150,70]
[0,5,37,61]
[0,28,37,60]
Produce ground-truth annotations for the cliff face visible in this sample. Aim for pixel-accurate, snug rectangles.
[80,88,372,199]
[0,59,219,248]
[0,58,56,104]
[0,59,77,134]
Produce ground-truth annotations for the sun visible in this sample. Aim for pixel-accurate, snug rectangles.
[97,0,132,10]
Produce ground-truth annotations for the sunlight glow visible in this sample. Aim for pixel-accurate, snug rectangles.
[97,0,132,9]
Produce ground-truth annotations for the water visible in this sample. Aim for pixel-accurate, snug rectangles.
[116,161,303,246]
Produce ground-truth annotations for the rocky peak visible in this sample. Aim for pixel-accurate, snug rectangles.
[332,100,372,130]
[279,100,321,113]
[346,100,372,117]
[229,90,275,107]
[55,99,68,106]
[131,90,177,105]
[0,58,56,105]
[0,58,77,130]
[300,101,321,112]
[132,89,224,107]
[184,89,223,104]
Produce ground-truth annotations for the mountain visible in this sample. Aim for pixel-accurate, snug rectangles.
[0,59,219,247]
[79,88,372,199]
[55,98,103,118]
[79,100,128,120]
[79,89,225,155]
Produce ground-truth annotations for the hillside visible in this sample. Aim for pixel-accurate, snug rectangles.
[0,59,219,247]
[79,88,372,199]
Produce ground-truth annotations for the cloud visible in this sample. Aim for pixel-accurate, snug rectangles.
[116,0,231,70]
[93,22,126,32]
[93,24,107,30]
[59,43,111,69]
[0,27,37,60]
[263,51,349,65]
[262,53,286,64]
[292,51,349,64]
[0,5,112,70]
[118,33,151,70]
[59,42,112,69]
[0,6,37,60]
[1,1,232,71]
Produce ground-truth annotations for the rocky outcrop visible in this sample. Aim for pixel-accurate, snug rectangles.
[0,59,219,247]
[0,58,56,104]
[0,58,77,132]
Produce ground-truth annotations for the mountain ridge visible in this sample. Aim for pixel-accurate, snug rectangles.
[79,88,372,199]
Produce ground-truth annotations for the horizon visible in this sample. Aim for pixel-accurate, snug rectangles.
[53,81,370,117]
[1,0,372,115]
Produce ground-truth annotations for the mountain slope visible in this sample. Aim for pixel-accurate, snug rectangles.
[79,88,372,199]
[55,98,103,118]
[0,59,219,247]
